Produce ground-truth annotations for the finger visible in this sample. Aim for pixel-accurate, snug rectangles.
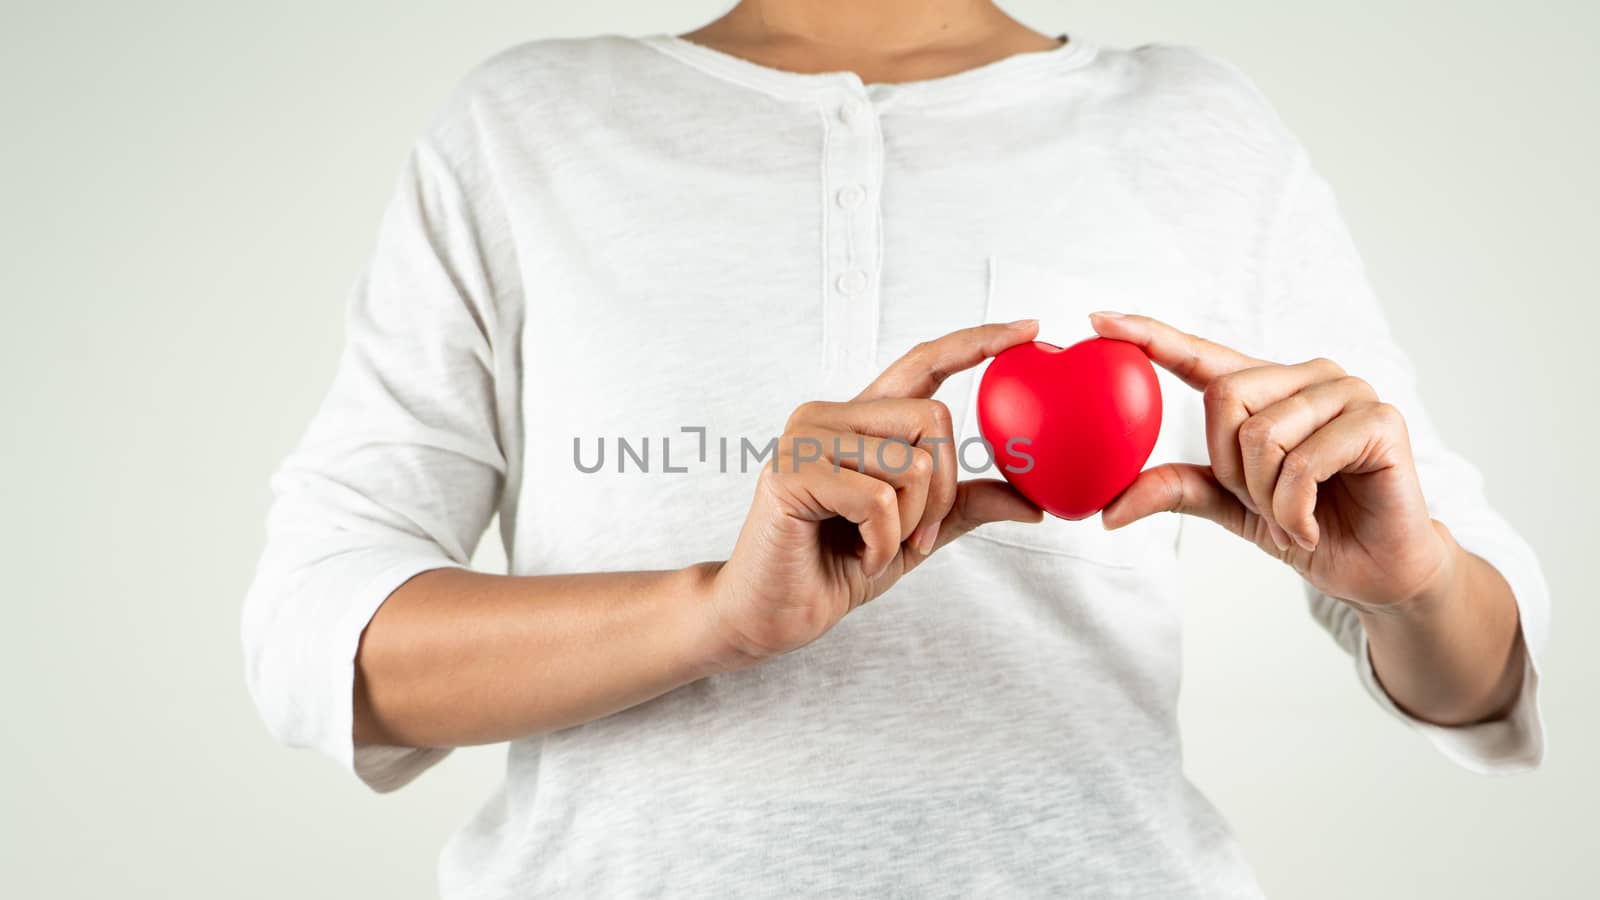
[1100,464,1319,565]
[795,428,933,545]
[926,479,1044,552]
[1239,375,1377,531]
[856,319,1039,401]
[796,398,950,444]
[792,398,957,551]
[1262,518,1295,554]
[1271,403,1408,551]
[778,462,903,577]
[917,405,960,553]
[1100,463,1248,536]
[1203,357,1347,517]
[1087,311,1264,391]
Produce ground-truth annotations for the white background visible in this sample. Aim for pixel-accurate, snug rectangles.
[3,2,1594,897]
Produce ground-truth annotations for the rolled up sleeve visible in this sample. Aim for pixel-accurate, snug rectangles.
[1258,149,1550,773]
[241,131,518,792]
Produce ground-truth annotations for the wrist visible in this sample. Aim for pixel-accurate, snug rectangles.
[1409,519,1468,611]
[673,560,760,679]
[1350,520,1528,725]
[1352,519,1464,627]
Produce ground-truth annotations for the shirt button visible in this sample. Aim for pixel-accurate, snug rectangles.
[835,184,866,209]
[838,98,867,125]
[835,269,869,295]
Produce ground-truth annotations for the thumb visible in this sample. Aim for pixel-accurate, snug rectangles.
[1100,463,1248,535]
[932,479,1045,550]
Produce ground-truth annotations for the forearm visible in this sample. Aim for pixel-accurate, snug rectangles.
[1358,520,1526,727]
[352,562,730,748]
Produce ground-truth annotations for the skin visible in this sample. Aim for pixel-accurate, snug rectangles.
[678,0,1067,85]
[352,0,1526,748]
[1089,312,1526,725]
[356,322,1044,747]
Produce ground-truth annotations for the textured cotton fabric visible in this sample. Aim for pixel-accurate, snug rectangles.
[241,33,1549,898]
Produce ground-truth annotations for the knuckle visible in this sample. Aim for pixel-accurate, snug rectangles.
[1337,374,1374,398]
[786,400,825,430]
[925,399,953,432]
[1174,335,1206,379]
[870,482,899,516]
[1157,467,1186,513]
[1203,378,1238,412]
[1280,449,1312,482]
[756,464,786,492]
[1237,414,1275,449]
[1309,356,1344,376]
[1371,402,1406,431]
[906,448,935,480]
[780,429,812,454]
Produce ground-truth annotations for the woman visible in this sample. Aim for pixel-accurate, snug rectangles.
[243,2,1547,895]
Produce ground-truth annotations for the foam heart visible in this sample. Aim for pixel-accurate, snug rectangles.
[976,337,1162,520]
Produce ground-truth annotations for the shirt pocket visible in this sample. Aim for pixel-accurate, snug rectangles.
[953,254,1190,567]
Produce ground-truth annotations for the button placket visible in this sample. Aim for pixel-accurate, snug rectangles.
[820,88,883,398]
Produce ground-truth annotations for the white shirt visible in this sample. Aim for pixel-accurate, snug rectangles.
[241,33,1550,898]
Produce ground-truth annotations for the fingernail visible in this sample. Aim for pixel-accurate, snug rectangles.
[1293,531,1318,553]
[1007,318,1039,330]
[1089,310,1124,320]
[1266,520,1290,551]
[1241,496,1260,516]
[913,521,940,554]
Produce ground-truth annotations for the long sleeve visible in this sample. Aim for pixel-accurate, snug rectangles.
[241,129,520,792]
[1257,149,1549,774]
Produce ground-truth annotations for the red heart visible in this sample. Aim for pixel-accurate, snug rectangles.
[976,338,1162,520]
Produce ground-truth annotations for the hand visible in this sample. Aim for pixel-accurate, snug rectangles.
[703,321,1045,670]
[1088,311,1454,612]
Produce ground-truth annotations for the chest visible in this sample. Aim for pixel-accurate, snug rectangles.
[498,104,1258,574]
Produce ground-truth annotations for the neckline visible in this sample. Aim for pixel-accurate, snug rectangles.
[635,32,1098,104]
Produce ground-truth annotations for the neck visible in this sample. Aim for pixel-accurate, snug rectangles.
[718,0,1009,55]
[679,1,1061,82]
